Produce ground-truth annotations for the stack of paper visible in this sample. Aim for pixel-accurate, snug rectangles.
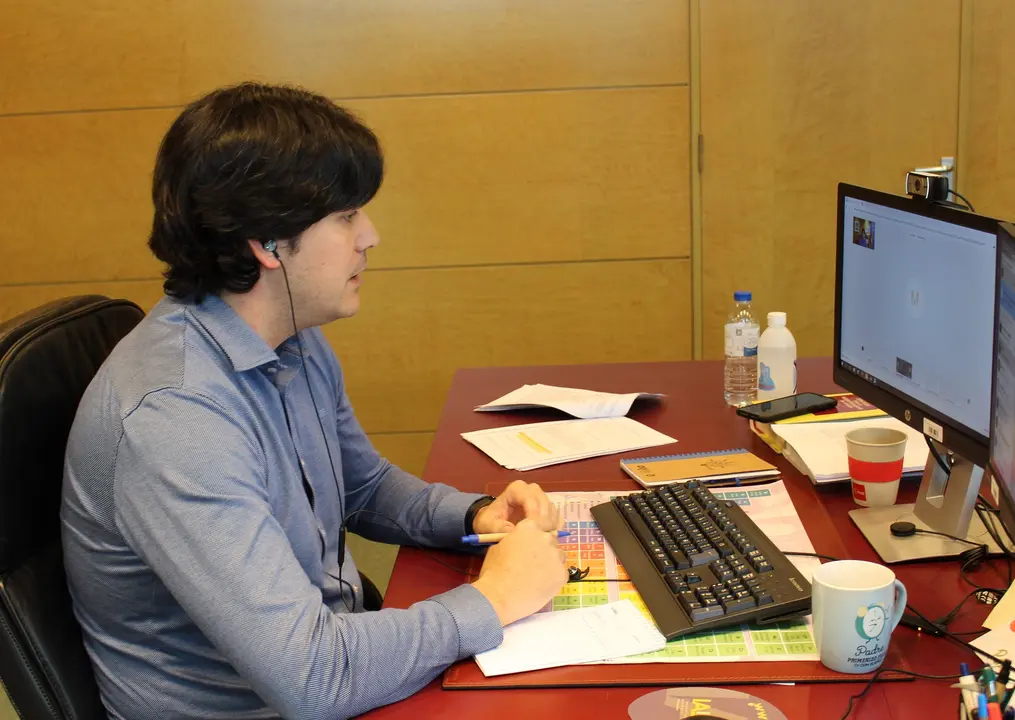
[474,600,667,677]
[771,417,929,484]
[462,416,677,471]
[475,384,663,419]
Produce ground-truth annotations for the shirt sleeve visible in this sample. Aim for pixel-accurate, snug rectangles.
[322,351,485,546]
[114,388,502,720]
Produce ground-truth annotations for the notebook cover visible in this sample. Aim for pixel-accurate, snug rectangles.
[442,645,914,689]
[620,448,778,486]
[775,393,885,425]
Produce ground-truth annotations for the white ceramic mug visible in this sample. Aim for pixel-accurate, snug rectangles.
[811,560,907,674]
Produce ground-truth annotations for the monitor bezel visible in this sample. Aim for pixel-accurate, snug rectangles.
[833,182,999,468]
[992,221,1015,541]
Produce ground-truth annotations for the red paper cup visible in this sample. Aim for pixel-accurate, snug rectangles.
[844,427,908,507]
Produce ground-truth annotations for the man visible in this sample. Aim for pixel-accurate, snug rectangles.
[61,82,568,720]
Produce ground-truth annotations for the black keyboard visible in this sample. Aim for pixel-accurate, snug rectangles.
[590,481,811,640]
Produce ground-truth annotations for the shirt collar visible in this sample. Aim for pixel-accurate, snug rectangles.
[183,294,310,373]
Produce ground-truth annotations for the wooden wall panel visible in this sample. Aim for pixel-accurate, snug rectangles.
[0,110,173,285]
[370,433,435,478]
[0,258,689,435]
[1,0,689,116]
[358,87,691,268]
[1,88,689,286]
[0,280,164,323]
[324,259,692,433]
[699,0,961,359]
[962,0,1015,222]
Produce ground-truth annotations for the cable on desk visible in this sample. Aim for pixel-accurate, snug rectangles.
[906,602,1008,666]
[937,588,1005,630]
[976,505,1014,586]
[838,668,961,720]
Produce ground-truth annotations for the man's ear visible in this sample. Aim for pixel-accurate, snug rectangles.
[248,239,282,269]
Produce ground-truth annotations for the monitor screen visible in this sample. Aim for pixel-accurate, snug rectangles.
[992,223,1015,507]
[836,187,997,460]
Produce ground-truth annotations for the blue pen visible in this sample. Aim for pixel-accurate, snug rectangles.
[460,530,572,545]
[961,663,982,718]
[981,694,990,720]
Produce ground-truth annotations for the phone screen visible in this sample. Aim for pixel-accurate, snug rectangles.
[738,393,835,422]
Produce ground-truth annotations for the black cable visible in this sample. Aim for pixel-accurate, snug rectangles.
[905,602,1007,665]
[912,527,983,547]
[936,587,1004,629]
[976,505,1014,585]
[948,189,976,212]
[925,435,951,476]
[839,668,961,719]
[278,258,355,610]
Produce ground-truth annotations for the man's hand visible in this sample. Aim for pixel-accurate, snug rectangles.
[471,480,561,534]
[472,519,569,626]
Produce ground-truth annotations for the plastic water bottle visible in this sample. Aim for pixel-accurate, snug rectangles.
[724,291,759,406]
[757,311,797,401]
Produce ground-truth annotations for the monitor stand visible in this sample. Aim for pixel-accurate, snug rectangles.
[849,448,1006,563]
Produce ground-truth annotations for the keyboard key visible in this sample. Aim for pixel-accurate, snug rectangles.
[722,596,757,613]
[665,548,691,570]
[651,548,674,572]
[755,561,774,573]
[689,605,725,621]
[666,574,688,593]
[685,574,701,584]
[617,503,661,549]
[689,549,720,566]
[714,542,734,557]
[753,590,774,605]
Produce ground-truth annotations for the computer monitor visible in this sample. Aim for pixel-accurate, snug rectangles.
[833,183,1003,562]
[991,222,1015,545]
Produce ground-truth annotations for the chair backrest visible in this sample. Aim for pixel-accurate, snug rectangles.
[0,296,144,720]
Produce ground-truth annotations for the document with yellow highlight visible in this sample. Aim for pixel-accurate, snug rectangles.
[461,416,677,471]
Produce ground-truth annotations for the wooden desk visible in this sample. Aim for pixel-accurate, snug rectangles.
[367,358,993,719]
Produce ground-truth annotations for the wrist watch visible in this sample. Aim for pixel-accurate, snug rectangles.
[464,495,495,535]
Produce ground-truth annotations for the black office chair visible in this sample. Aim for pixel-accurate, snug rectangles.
[0,296,144,719]
[0,295,385,718]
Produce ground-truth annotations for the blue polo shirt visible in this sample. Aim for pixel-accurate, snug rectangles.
[61,294,502,719]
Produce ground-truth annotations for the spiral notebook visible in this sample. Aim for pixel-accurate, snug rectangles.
[619,448,779,488]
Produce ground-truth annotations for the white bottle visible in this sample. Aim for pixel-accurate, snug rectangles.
[724,291,759,406]
[757,311,797,401]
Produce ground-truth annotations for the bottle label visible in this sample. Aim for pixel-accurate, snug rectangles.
[725,324,759,357]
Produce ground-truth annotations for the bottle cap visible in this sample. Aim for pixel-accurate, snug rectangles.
[768,311,787,326]
[733,291,752,302]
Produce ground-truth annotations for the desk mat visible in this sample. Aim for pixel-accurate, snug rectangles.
[444,481,913,689]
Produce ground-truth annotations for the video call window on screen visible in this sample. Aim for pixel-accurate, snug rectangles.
[840,197,996,440]
[852,217,875,249]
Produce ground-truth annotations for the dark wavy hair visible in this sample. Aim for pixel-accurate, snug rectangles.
[148,82,384,300]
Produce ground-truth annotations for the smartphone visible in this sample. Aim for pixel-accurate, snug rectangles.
[735,392,837,423]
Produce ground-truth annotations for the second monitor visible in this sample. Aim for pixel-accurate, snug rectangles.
[833,183,1003,562]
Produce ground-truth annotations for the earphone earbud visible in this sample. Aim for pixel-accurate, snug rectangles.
[262,239,279,258]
